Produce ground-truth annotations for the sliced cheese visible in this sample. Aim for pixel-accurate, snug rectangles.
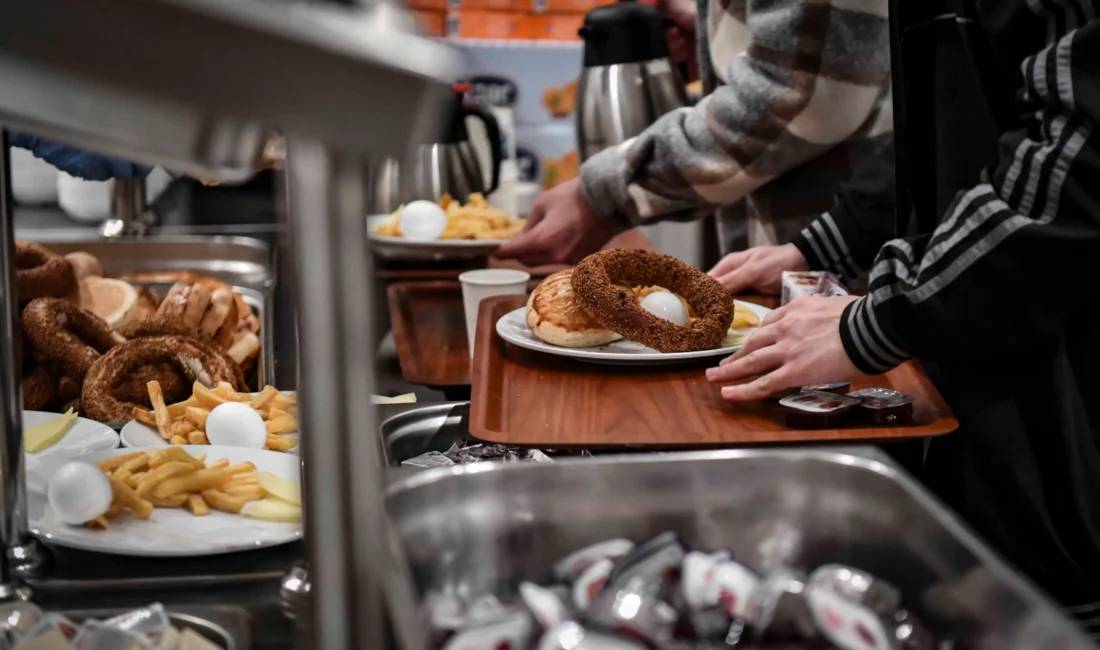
[242,497,302,523]
[371,393,417,404]
[257,471,301,506]
[25,409,78,453]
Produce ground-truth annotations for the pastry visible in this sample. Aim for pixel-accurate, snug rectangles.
[526,269,621,348]
[21,298,123,378]
[15,240,77,302]
[82,335,241,422]
[571,250,733,353]
[79,277,139,329]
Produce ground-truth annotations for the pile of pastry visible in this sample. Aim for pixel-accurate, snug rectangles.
[16,241,261,420]
[526,250,759,353]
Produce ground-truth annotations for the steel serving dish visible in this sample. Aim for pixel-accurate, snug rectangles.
[387,449,1095,649]
[21,236,276,389]
[379,403,471,466]
[60,607,247,649]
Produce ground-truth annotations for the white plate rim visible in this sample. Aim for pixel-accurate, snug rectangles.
[118,392,299,454]
[28,445,302,557]
[494,300,771,364]
[119,420,300,454]
[23,410,120,461]
[366,214,509,248]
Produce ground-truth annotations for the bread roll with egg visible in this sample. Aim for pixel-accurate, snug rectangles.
[526,269,621,347]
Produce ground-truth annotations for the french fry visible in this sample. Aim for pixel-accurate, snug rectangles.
[147,380,172,440]
[148,494,190,508]
[132,407,158,428]
[167,397,198,418]
[250,385,280,410]
[96,452,145,472]
[153,469,230,499]
[270,393,297,412]
[184,406,210,430]
[206,458,229,470]
[224,484,266,501]
[150,446,204,469]
[135,461,196,496]
[188,430,208,445]
[86,516,110,529]
[214,382,244,401]
[255,409,269,420]
[192,383,227,409]
[187,494,210,516]
[111,454,150,484]
[266,434,298,452]
[170,420,196,438]
[109,477,154,519]
[227,462,255,475]
[201,489,245,514]
[266,412,297,435]
[170,435,188,445]
[224,473,259,486]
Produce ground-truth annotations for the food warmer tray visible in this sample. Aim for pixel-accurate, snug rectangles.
[59,605,250,649]
[23,236,276,389]
[388,449,1094,649]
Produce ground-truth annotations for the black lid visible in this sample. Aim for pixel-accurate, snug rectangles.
[579,2,669,67]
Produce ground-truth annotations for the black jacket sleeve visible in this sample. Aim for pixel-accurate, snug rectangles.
[791,136,898,284]
[839,14,1100,374]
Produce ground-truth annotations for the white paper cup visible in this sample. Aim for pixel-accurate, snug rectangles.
[459,269,531,358]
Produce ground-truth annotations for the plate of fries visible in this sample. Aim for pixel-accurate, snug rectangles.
[121,382,299,453]
[28,445,302,556]
[368,193,526,260]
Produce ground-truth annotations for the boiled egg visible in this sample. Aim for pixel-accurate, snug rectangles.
[398,200,448,241]
[640,290,687,327]
[48,461,112,525]
[205,402,267,449]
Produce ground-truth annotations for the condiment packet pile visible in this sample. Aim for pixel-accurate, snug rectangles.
[2,603,222,650]
[781,271,849,306]
[426,533,939,650]
[402,442,558,469]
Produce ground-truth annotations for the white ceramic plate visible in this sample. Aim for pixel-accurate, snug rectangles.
[119,419,299,454]
[28,445,302,557]
[494,300,771,365]
[23,411,119,464]
[119,392,300,454]
[367,214,508,260]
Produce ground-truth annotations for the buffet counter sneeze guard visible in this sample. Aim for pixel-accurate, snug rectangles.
[387,448,1098,649]
[0,0,461,648]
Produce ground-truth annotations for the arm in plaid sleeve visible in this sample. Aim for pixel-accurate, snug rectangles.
[792,135,897,283]
[580,0,891,229]
[839,6,1100,374]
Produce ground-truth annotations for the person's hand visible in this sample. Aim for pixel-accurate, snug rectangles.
[707,244,808,295]
[10,133,152,182]
[494,177,618,266]
[706,295,863,401]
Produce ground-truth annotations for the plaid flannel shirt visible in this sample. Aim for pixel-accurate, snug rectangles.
[579,0,894,255]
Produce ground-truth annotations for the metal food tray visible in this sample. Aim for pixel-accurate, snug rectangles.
[379,403,471,466]
[60,606,250,649]
[23,236,276,389]
[387,449,1095,649]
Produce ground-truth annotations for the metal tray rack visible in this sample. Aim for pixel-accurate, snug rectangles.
[388,448,1096,649]
[27,236,276,389]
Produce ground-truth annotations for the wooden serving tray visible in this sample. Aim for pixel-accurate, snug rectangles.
[470,295,959,448]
